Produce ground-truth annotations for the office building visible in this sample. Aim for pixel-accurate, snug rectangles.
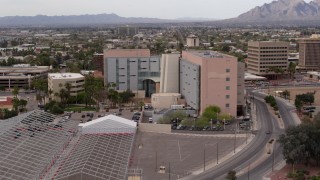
[104,49,161,97]
[48,73,85,101]
[160,53,180,93]
[117,26,138,36]
[298,38,320,69]
[247,41,289,77]
[180,51,239,116]
[93,53,104,74]
[186,35,200,47]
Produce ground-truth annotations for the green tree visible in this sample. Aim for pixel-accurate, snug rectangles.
[288,62,297,80]
[202,105,221,121]
[278,124,319,172]
[12,86,19,98]
[226,170,237,180]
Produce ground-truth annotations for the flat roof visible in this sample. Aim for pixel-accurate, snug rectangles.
[188,51,232,59]
[48,73,84,79]
[245,73,267,81]
[307,71,320,76]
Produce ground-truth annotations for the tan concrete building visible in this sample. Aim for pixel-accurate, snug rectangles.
[186,35,200,47]
[160,53,180,93]
[48,73,85,101]
[181,51,239,116]
[298,38,320,69]
[247,41,289,76]
[237,62,245,115]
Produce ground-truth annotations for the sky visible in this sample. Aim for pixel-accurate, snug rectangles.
[0,0,314,19]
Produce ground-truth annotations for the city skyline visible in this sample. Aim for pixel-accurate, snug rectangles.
[0,0,314,19]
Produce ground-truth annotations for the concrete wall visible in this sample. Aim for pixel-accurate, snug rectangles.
[151,93,181,109]
[138,123,171,133]
[160,53,180,93]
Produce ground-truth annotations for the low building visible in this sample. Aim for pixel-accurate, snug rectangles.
[48,73,85,101]
[151,93,182,109]
[186,35,200,47]
[0,97,13,110]
[305,71,320,82]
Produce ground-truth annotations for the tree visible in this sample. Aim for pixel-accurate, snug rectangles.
[202,106,221,121]
[278,124,320,172]
[119,90,135,104]
[64,83,72,106]
[282,90,290,100]
[288,62,297,80]
[226,170,237,180]
[12,86,19,98]
[221,45,230,52]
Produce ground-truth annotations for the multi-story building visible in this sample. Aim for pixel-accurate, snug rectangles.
[186,35,200,47]
[160,53,180,93]
[48,73,85,101]
[117,26,138,36]
[247,41,289,77]
[237,62,245,115]
[0,65,49,89]
[298,38,320,69]
[104,49,160,97]
[180,51,239,116]
[93,53,104,74]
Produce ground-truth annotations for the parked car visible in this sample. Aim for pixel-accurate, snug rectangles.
[82,114,86,118]
[148,117,153,123]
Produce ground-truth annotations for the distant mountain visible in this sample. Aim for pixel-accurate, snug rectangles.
[174,17,217,22]
[235,0,320,22]
[0,13,173,26]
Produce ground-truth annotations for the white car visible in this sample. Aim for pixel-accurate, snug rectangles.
[148,117,153,123]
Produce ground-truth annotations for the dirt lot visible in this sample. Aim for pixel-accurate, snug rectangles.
[265,87,320,106]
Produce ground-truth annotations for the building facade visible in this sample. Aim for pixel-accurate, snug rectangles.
[180,51,239,116]
[93,53,104,74]
[237,62,245,115]
[48,73,85,101]
[104,49,161,97]
[160,53,180,93]
[186,35,200,47]
[0,66,49,89]
[298,38,320,69]
[247,41,289,76]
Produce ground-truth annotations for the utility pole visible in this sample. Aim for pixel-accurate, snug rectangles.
[168,162,171,180]
[234,125,237,154]
[247,163,250,180]
[217,142,219,164]
[155,151,157,172]
[203,148,206,171]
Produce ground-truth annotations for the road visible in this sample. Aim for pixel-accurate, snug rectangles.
[184,91,300,180]
[237,92,299,180]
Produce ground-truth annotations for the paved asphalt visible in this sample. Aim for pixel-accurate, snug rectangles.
[184,91,299,180]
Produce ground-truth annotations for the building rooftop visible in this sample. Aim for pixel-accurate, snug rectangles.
[189,51,230,59]
[105,49,151,58]
[0,111,137,180]
[48,73,84,80]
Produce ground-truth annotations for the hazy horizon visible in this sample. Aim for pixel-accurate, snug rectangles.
[0,0,314,19]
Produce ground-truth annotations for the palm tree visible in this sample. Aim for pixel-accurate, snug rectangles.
[12,86,19,98]
[59,89,67,104]
[288,62,297,80]
[48,89,53,101]
[65,83,72,106]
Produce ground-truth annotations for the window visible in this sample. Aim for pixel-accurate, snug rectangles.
[226,77,230,81]
[226,104,230,108]
[226,95,230,99]
[226,86,230,90]
[226,68,230,73]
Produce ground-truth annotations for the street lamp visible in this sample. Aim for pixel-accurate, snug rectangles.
[223,118,226,130]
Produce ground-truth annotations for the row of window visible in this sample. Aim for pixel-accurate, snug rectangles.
[260,62,287,65]
[260,47,288,49]
[260,51,287,53]
[260,54,287,57]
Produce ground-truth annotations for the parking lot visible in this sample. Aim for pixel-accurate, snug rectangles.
[130,132,246,180]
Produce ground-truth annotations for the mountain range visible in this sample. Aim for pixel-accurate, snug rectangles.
[235,0,320,22]
[1,0,320,26]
